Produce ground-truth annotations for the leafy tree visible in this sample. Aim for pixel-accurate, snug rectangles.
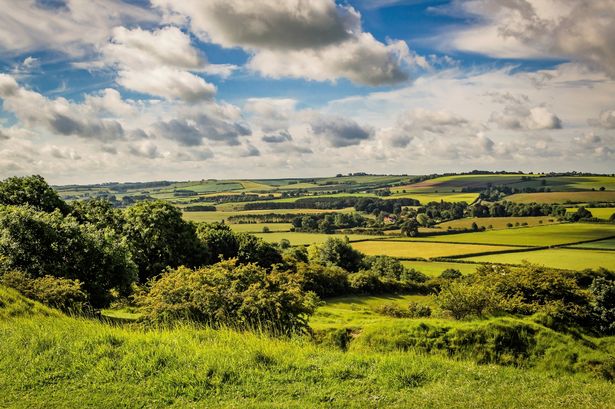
[416,213,429,227]
[308,237,363,272]
[70,198,124,230]
[568,207,593,222]
[236,233,283,268]
[436,280,497,320]
[440,268,463,280]
[0,175,68,214]
[139,260,317,335]
[400,218,419,237]
[295,262,349,298]
[196,222,239,263]
[590,277,615,335]
[0,206,136,307]
[123,201,207,282]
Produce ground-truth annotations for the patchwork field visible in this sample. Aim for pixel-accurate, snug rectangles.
[391,223,615,247]
[351,241,518,259]
[182,208,354,223]
[464,248,615,271]
[229,223,293,233]
[253,232,377,246]
[565,237,615,250]
[436,216,557,230]
[391,192,479,204]
[505,191,615,204]
[392,174,538,193]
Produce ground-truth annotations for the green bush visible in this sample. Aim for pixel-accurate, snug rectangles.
[407,302,432,318]
[1,271,87,312]
[139,260,317,335]
[295,262,349,298]
[436,280,498,320]
[439,269,462,280]
[308,237,363,272]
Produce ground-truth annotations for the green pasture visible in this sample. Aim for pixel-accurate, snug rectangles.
[437,216,558,230]
[565,207,615,220]
[229,223,293,233]
[253,232,377,246]
[392,223,615,247]
[565,237,615,250]
[464,248,615,271]
[506,191,615,204]
[351,240,518,259]
[392,174,540,193]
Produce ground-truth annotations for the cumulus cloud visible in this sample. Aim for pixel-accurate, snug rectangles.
[310,115,373,147]
[101,26,216,102]
[262,130,293,144]
[245,98,297,132]
[0,0,154,55]
[588,110,615,129]
[127,141,161,159]
[442,0,615,77]
[489,93,562,130]
[0,74,125,141]
[152,0,416,85]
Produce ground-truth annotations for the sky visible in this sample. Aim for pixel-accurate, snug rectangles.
[0,0,614,184]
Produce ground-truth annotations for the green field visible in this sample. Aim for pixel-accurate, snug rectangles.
[392,223,615,247]
[464,248,615,271]
[565,237,615,250]
[351,240,518,259]
[229,223,293,233]
[437,216,557,230]
[565,207,615,220]
[253,232,377,246]
[312,294,434,329]
[182,208,354,223]
[400,260,480,276]
[392,174,539,193]
[391,192,479,204]
[506,191,615,204]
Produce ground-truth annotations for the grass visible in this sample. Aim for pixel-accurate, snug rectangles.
[566,238,615,250]
[390,192,479,204]
[392,174,540,193]
[400,260,480,276]
[437,216,558,230]
[565,208,615,220]
[253,232,378,246]
[311,294,434,329]
[392,223,615,247]
[464,248,615,271]
[506,191,615,204]
[2,288,615,408]
[351,241,519,259]
[229,223,293,233]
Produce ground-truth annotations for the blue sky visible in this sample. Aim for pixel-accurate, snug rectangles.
[0,0,613,184]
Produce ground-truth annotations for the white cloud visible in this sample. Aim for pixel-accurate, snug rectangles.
[310,115,374,147]
[152,0,417,85]
[589,110,615,129]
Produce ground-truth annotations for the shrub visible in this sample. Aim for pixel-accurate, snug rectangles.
[407,302,432,318]
[308,237,363,272]
[348,271,382,293]
[436,280,498,320]
[590,277,615,335]
[439,269,462,280]
[295,262,349,298]
[1,271,88,312]
[374,303,408,318]
[140,260,317,335]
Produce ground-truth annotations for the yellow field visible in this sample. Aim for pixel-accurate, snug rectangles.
[465,248,615,271]
[437,216,558,230]
[351,240,517,259]
[506,191,615,204]
[253,232,377,246]
[400,260,480,276]
[229,223,293,233]
[565,207,615,220]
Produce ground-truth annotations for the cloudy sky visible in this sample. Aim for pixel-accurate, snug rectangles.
[0,0,614,184]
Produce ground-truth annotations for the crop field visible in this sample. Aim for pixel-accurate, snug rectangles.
[436,216,557,230]
[464,248,615,271]
[351,240,518,259]
[253,232,377,246]
[390,192,479,204]
[391,223,615,247]
[311,294,434,329]
[565,207,615,220]
[392,174,540,193]
[400,260,480,276]
[505,191,615,204]
[182,208,354,223]
[229,223,293,233]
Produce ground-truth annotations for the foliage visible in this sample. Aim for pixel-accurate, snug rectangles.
[295,262,349,298]
[0,205,136,307]
[589,277,615,335]
[308,237,364,272]
[70,198,124,230]
[196,222,239,262]
[0,175,69,214]
[374,301,432,318]
[139,260,317,335]
[436,280,497,320]
[440,269,463,280]
[123,200,208,282]
[1,271,87,312]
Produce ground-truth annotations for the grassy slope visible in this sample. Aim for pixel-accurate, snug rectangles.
[2,287,615,409]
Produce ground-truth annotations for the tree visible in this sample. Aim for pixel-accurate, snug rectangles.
[400,218,419,237]
[197,222,239,263]
[590,277,615,335]
[236,233,283,268]
[569,207,593,222]
[0,175,69,214]
[70,198,124,231]
[0,205,136,307]
[416,213,430,227]
[123,201,207,282]
[308,237,363,272]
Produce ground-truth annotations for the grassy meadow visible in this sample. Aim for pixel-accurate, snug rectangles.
[351,240,519,259]
[437,216,558,230]
[465,248,615,271]
[253,232,378,246]
[506,191,615,204]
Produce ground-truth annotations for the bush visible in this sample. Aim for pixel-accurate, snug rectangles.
[374,303,408,318]
[590,277,615,335]
[140,260,317,335]
[295,263,349,298]
[1,271,88,312]
[308,237,363,272]
[407,302,432,318]
[348,271,382,293]
[436,280,498,320]
[439,269,462,280]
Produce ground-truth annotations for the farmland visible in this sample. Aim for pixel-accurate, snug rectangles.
[351,240,519,259]
[253,232,377,246]
[565,207,615,220]
[465,248,615,271]
[436,216,557,230]
[506,191,615,204]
